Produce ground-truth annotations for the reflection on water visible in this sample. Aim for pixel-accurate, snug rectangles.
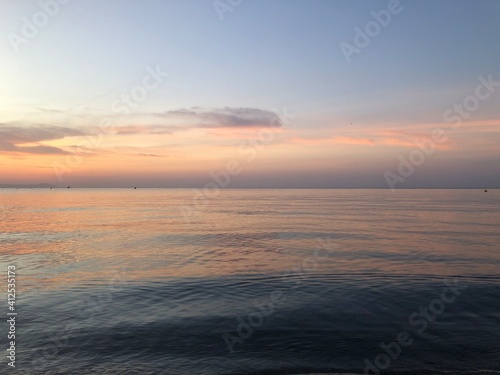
[0,189,499,374]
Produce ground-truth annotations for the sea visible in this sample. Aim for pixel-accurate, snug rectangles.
[0,189,499,375]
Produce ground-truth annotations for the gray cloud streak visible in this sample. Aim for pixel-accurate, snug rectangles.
[154,107,284,128]
[1,107,282,155]
[0,125,82,155]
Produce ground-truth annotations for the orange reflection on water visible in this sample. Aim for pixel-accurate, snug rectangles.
[1,189,499,293]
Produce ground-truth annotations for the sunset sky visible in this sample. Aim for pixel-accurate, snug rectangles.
[1,0,499,188]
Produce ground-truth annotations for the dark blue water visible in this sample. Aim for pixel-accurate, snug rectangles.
[1,189,499,374]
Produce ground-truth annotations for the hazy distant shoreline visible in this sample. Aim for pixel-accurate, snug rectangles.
[0,185,497,190]
[0,184,56,189]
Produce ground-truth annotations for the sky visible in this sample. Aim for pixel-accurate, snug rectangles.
[0,0,499,188]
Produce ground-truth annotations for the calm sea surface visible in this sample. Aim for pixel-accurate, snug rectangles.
[1,189,499,374]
